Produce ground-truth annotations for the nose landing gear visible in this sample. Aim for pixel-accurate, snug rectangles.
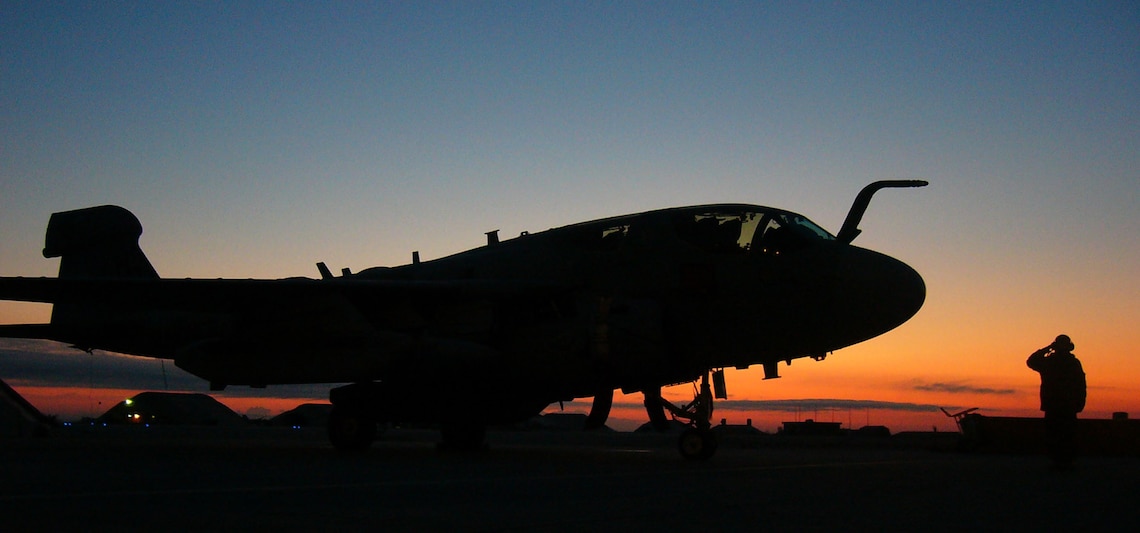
[653,371,721,460]
[328,404,377,452]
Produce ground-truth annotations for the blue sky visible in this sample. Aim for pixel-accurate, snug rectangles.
[2,2,1138,426]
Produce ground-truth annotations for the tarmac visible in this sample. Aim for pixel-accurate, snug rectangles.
[3,426,1138,532]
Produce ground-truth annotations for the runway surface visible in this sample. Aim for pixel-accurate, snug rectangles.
[3,426,1138,531]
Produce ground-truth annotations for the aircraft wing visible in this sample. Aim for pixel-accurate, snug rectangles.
[0,275,570,347]
[0,276,570,385]
[0,276,567,307]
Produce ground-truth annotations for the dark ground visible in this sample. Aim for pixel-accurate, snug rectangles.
[2,426,1137,532]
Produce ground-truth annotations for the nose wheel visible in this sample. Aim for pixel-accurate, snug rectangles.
[678,427,719,460]
[328,405,377,452]
[654,371,720,460]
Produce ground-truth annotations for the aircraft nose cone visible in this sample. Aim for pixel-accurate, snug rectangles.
[829,247,926,345]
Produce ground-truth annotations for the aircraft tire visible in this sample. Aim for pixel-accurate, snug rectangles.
[678,428,717,460]
[328,406,377,452]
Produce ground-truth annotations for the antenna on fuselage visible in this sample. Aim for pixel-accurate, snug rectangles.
[317,262,352,278]
[316,262,334,280]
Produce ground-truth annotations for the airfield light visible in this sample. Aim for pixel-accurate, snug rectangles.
[124,398,133,406]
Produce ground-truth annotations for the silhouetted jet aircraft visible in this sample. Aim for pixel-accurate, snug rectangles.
[0,180,926,458]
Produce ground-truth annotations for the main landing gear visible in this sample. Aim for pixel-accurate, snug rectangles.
[327,383,383,453]
[328,404,377,452]
[650,371,720,460]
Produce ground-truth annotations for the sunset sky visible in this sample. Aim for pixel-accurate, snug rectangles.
[2,2,1137,432]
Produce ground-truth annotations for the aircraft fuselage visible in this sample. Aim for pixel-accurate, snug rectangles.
[0,188,926,430]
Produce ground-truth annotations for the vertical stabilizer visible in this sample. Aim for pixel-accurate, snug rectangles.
[41,206,160,343]
[42,205,158,279]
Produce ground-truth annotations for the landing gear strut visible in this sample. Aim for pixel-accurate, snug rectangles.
[656,371,719,460]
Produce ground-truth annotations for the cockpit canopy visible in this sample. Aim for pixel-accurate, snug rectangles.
[583,206,834,255]
[677,209,833,254]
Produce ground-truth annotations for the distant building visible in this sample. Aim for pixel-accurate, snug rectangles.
[96,392,245,427]
[780,419,844,436]
[714,418,766,436]
[270,403,333,428]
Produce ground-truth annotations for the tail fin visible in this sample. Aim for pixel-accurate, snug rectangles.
[42,205,158,280]
[0,206,158,347]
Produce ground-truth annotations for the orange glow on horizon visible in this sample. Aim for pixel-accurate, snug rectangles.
[544,392,965,433]
[9,385,325,421]
[4,294,1137,432]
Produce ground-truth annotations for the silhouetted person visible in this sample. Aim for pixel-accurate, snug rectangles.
[1027,334,1086,468]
